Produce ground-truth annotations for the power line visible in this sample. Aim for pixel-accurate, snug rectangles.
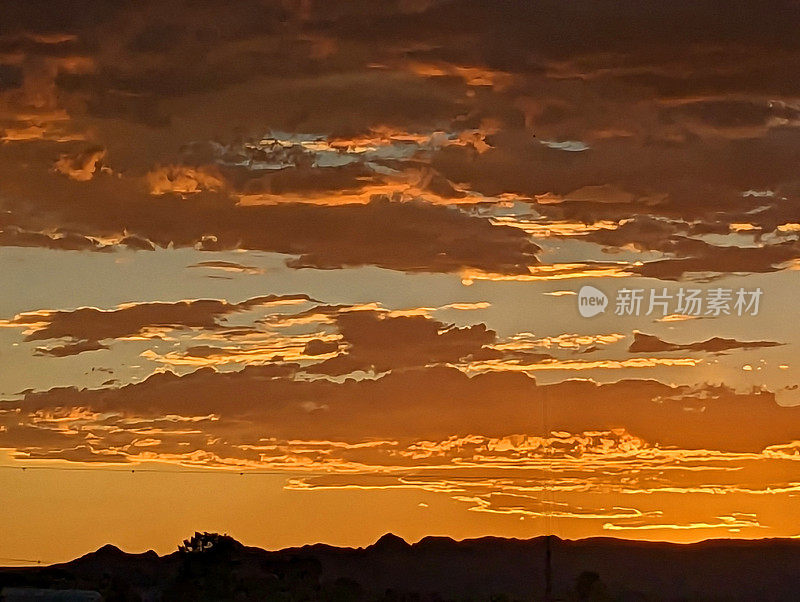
[0,464,553,478]
[0,464,287,475]
[0,557,45,565]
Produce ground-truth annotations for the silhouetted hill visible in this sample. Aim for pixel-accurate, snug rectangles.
[2,533,800,601]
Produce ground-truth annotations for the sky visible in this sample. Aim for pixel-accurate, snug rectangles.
[1,0,800,564]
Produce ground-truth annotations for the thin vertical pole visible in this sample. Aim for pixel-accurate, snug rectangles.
[545,533,553,601]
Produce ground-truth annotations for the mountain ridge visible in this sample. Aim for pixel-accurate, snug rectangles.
[3,533,800,600]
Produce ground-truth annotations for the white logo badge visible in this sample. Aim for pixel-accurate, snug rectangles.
[578,285,608,317]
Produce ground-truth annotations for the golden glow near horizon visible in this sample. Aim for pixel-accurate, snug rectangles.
[1,1,800,566]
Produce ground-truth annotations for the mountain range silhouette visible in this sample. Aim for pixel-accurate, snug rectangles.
[2,533,800,600]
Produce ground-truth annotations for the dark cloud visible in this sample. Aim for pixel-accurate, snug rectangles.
[307,309,498,375]
[2,1,800,280]
[575,216,800,280]
[187,260,263,274]
[629,332,783,354]
[1,365,797,463]
[303,338,339,356]
[0,226,111,251]
[632,241,800,280]
[3,294,314,354]
[663,100,800,131]
[34,339,109,357]
[0,153,541,271]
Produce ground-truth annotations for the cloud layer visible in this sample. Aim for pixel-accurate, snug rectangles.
[1,1,799,278]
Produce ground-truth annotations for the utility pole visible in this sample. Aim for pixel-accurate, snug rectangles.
[544,533,553,601]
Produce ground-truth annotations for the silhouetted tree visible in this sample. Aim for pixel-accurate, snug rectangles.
[574,570,609,601]
[178,531,239,555]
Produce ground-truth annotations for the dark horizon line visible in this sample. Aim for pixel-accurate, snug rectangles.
[5,530,800,569]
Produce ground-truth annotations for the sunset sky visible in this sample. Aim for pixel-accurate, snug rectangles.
[1,0,800,564]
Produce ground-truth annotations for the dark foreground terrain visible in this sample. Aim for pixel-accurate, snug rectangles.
[2,532,799,601]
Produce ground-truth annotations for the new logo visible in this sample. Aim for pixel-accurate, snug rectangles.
[578,285,608,317]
